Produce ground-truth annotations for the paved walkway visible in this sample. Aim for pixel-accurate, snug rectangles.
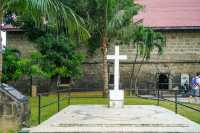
[24,105,200,133]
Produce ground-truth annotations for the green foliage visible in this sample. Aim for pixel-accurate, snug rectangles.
[134,26,166,59]
[2,48,21,82]
[62,0,105,54]
[0,0,90,41]
[105,0,141,34]
[2,48,46,82]
[17,55,48,78]
[35,33,85,79]
[3,35,85,83]
[8,129,15,133]
[64,0,141,54]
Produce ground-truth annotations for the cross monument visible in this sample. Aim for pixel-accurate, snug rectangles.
[107,45,127,108]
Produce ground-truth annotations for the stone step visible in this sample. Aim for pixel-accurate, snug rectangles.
[24,126,200,133]
[57,123,189,127]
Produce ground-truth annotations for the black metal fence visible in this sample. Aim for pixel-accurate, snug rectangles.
[36,82,200,125]
[133,82,200,114]
[37,88,71,124]
[37,89,107,124]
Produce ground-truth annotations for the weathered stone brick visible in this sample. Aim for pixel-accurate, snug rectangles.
[2,31,200,91]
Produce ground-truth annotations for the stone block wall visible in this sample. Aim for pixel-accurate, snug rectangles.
[85,31,200,62]
[5,31,200,91]
[0,91,20,131]
[78,31,200,90]
[0,91,14,116]
[114,31,200,62]
[7,32,37,58]
[0,90,30,131]
[73,63,104,90]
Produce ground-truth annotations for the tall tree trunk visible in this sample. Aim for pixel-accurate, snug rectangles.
[30,75,33,96]
[129,44,138,96]
[0,14,3,83]
[101,37,108,97]
[134,56,145,96]
[0,43,2,83]
[101,0,108,97]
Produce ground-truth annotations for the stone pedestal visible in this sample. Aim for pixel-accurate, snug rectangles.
[32,85,37,97]
[109,90,124,108]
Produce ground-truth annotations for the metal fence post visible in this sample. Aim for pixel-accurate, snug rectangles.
[58,91,60,112]
[38,94,41,124]
[157,87,160,106]
[68,88,71,105]
[175,90,178,114]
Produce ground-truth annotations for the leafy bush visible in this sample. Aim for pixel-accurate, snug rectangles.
[2,48,46,83]
[3,33,84,84]
[2,48,21,82]
[35,33,85,79]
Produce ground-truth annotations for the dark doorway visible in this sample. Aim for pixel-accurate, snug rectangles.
[109,74,114,84]
[108,63,114,85]
[158,73,169,90]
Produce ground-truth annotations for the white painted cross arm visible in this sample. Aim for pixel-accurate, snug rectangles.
[119,55,127,60]
[107,55,127,60]
[107,46,127,60]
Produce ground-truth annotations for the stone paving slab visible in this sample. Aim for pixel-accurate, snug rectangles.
[25,105,200,133]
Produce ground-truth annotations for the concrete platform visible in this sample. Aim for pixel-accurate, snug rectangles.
[25,105,200,133]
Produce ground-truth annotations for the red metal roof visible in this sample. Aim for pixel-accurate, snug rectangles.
[134,0,200,29]
[0,24,23,31]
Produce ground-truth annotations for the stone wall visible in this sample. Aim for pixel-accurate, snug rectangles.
[74,63,104,90]
[7,32,37,58]
[6,31,200,91]
[110,32,200,62]
[78,31,200,90]
[0,91,20,131]
[0,89,29,131]
[0,91,14,116]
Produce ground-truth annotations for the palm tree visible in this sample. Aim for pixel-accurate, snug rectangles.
[0,0,90,82]
[100,0,140,96]
[59,0,141,96]
[129,26,165,95]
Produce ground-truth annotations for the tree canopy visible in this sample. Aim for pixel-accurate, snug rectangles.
[0,0,90,40]
[62,0,165,96]
[35,33,84,79]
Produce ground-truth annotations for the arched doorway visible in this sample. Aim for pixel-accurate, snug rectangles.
[158,73,169,90]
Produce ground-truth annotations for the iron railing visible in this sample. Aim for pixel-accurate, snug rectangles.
[36,82,200,124]
[37,88,71,124]
[130,82,200,114]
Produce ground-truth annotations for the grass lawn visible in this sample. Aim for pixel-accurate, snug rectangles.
[29,91,200,126]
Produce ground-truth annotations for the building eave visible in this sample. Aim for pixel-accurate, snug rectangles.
[0,28,24,32]
[0,25,24,32]
[150,26,200,31]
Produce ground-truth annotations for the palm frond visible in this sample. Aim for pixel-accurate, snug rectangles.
[1,0,90,41]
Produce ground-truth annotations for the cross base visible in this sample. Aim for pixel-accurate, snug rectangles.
[109,100,124,108]
[109,90,124,108]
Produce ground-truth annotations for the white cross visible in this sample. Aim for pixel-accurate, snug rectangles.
[107,46,127,91]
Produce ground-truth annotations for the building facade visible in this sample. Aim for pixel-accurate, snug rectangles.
[2,0,200,95]
[78,0,200,95]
